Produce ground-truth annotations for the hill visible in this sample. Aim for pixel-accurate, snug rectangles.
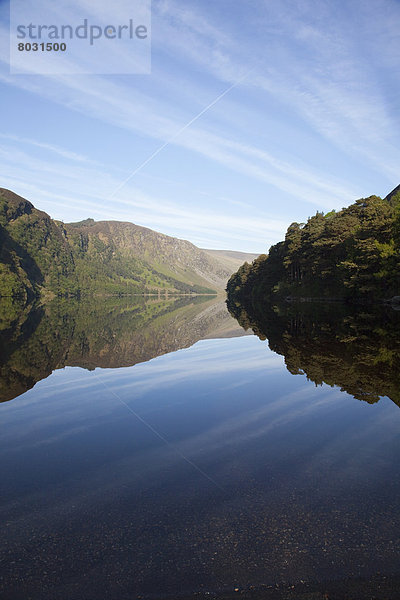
[227,187,400,304]
[0,188,245,299]
[0,188,77,298]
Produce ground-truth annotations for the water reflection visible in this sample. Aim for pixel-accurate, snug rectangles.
[227,299,400,407]
[1,298,400,598]
[0,295,244,403]
[1,335,400,599]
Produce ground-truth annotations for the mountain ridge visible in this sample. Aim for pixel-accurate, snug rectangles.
[0,188,256,299]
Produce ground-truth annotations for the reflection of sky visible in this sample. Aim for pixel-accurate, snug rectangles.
[1,335,400,595]
[1,334,399,501]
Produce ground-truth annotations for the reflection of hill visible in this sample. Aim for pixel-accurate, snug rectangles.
[64,297,237,369]
[0,296,242,403]
[228,298,400,407]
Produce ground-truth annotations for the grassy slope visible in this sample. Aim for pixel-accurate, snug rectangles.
[65,219,232,292]
[0,190,231,297]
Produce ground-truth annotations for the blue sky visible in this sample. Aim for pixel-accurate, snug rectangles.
[0,0,399,252]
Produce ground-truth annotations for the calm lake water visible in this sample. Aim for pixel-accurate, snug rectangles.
[1,296,400,599]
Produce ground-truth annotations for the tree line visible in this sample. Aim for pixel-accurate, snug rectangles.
[227,187,400,303]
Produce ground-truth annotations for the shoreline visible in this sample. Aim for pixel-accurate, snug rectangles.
[140,573,400,600]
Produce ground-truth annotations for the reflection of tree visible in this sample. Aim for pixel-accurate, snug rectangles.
[0,295,228,403]
[228,297,400,407]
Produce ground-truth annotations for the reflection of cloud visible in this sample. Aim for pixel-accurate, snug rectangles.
[302,403,399,489]
[95,338,283,397]
[2,333,399,519]
[175,384,338,460]
[0,337,281,451]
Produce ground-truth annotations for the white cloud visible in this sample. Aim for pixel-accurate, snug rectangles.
[153,0,400,182]
[0,0,398,250]
[0,132,118,168]
[0,138,289,250]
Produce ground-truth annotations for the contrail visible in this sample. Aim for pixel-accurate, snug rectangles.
[92,71,255,489]
[94,371,225,492]
[106,68,255,201]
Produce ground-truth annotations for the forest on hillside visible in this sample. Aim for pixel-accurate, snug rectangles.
[227,186,400,304]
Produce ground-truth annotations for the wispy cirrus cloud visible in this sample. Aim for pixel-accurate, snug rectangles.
[153,0,400,180]
[0,52,358,213]
[0,132,116,167]
[0,0,398,251]
[0,139,289,250]
[0,6,364,201]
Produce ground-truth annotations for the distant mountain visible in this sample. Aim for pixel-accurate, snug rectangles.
[0,188,251,299]
[63,217,249,295]
[202,248,259,272]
